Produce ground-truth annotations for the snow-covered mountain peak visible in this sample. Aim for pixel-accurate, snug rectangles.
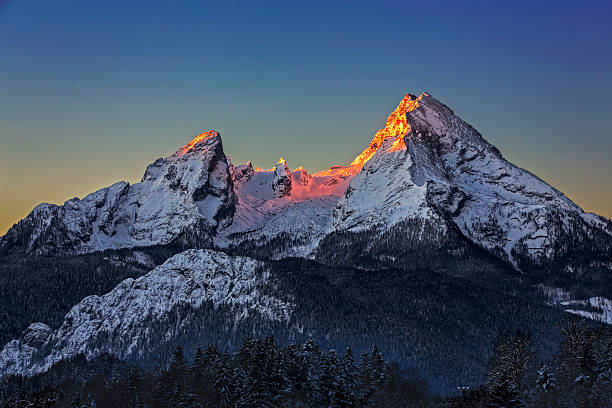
[292,167,312,186]
[175,130,221,156]
[329,91,612,266]
[272,158,292,198]
[0,129,236,255]
[232,161,255,183]
[350,92,425,170]
[3,91,610,271]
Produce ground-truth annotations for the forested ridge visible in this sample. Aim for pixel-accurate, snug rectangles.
[0,248,574,392]
[0,244,188,346]
[1,319,610,407]
[1,234,610,400]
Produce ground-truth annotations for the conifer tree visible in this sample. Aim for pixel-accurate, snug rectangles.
[532,364,558,408]
[319,350,339,406]
[486,331,533,407]
[358,350,371,402]
[300,338,321,402]
[125,367,145,407]
[369,345,386,389]
[488,378,523,408]
[192,346,205,377]
[342,347,358,401]
[152,369,174,408]
[214,351,235,408]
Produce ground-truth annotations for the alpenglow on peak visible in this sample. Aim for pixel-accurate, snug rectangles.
[350,92,426,169]
[176,130,221,156]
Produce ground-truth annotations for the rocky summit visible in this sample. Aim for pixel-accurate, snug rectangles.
[1,92,611,392]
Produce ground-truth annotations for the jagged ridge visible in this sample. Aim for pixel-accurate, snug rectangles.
[2,92,611,268]
[0,249,292,376]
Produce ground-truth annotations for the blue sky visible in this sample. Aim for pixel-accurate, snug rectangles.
[1,0,611,232]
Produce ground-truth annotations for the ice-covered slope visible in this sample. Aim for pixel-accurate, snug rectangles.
[0,131,236,255]
[0,249,292,376]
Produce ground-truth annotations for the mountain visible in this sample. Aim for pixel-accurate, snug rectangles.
[0,131,235,255]
[1,91,611,392]
[0,249,567,391]
[315,94,612,290]
[4,92,609,276]
[0,249,292,377]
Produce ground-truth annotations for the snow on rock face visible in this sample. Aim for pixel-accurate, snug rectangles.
[333,136,444,232]
[292,167,312,188]
[564,297,612,325]
[133,131,235,241]
[410,94,612,263]
[272,158,292,198]
[332,93,446,234]
[232,161,255,184]
[0,323,52,375]
[350,93,422,170]
[540,286,612,325]
[20,322,53,347]
[2,92,610,265]
[0,184,129,255]
[0,249,293,377]
[331,92,612,265]
[403,94,579,260]
[0,131,236,255]
[217,156,352,255]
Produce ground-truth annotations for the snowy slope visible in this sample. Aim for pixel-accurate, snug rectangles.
[214,158,351,255]
[331,93,612,265]
[2,92,610,266]
[0,249,292,376]
[540,286,612,325]
[1,91,612,381]
[0,131,236,255]
[564,297,612,325]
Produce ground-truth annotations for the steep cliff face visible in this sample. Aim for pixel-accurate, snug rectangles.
[0,131,236,255]
[134,131,236,246]
[1,91,611,391]
[272,158,292,198]
[2,93,610,267]
[330,93,612,268]
[0,323,53,375]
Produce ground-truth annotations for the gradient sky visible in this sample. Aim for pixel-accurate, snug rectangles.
[1,0,611,234]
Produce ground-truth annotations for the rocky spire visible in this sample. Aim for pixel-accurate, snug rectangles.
[272,157,292,197]
[350,92,425,169]
[176,130,222,156]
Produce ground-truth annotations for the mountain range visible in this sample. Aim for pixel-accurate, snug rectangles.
[1,92,611,391]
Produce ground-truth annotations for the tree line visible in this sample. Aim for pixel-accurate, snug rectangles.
[1,318,611,407]
[1,337,429,407]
